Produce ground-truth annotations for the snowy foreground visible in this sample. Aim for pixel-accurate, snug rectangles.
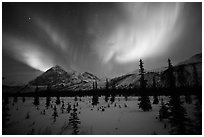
[3,96,197,135]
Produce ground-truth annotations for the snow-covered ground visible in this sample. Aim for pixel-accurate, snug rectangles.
[3,95,197,135]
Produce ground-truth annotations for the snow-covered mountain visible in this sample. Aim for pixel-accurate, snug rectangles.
[14,53,202,93]
[29,65,99,90]
[107,53,202,89]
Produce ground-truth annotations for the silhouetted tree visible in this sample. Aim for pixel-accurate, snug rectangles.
[167,59,175,89]
[153,95,159,104]
[152,76,159,104]
[92,95,99,106]
[74,96,78,102]
[168,95,192,134]
[33,96,39,107]
[138,96,152,111]
[22,97,26,103]
[139,59,146,89]
[138,59,152,111]
[35,86,39,93]
[159,99,169,121]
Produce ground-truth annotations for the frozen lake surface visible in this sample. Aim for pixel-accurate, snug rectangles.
[3,95,198,135]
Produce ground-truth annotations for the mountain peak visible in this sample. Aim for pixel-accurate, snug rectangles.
[50,65,64,71]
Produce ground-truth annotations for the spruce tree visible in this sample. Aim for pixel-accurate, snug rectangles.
[168,95,191,134]
[138,59,152,111]
[159,99,169,121]
[139,59,146,89]
[33,96,39,107]
[153,95,159,104]
[92,95,99,106]
[152,76,159,104]
[138,96,152,111]
[166,59,175,89]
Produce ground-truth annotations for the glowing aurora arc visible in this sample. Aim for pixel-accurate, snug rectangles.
[98,3,183,64]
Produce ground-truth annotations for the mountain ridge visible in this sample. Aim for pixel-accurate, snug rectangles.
[6,53,201,93]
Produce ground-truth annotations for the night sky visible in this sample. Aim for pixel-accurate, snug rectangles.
[2,2,202,85]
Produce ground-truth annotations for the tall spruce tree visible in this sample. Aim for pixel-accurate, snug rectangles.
[166,59,175,89]
[139,59,146,89]
[168,95,192,134]
[138,59,152,111]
